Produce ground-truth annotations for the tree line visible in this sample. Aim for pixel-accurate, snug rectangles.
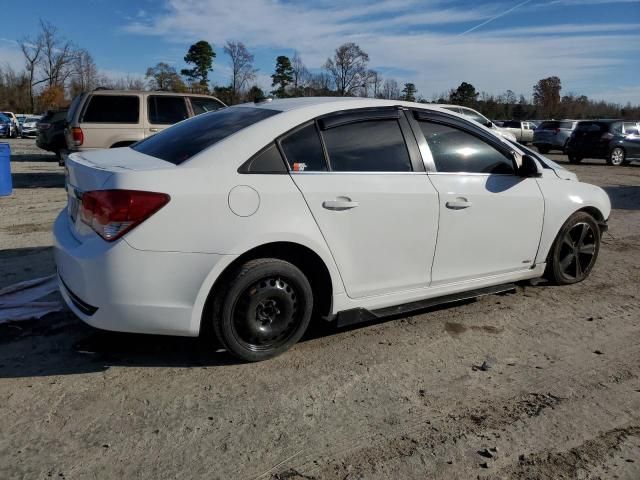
[1,20,638,120]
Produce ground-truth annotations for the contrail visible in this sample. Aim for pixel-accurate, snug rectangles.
[458,0,534,36]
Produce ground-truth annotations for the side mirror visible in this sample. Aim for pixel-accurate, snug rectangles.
[519,154,541,178]
[485,121,493,128]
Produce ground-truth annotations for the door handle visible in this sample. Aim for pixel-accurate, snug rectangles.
[445,198,472,210]
[149,128,160,132]
[322,197,359,211]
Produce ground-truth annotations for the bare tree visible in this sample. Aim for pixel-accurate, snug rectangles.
[70,49,99,96]
[19,35,43,112]
[324,43,369,96]
[38,20,77,88]
[381,79,400,100]
[145,62,186,91]
[224,41,257,104]
[290,51,309,94]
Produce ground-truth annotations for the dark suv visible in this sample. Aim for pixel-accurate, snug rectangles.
[36,109,69,161]
[566,120,640,166]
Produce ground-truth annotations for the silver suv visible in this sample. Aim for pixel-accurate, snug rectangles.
[533,120,578,154]
[64,90,225,156]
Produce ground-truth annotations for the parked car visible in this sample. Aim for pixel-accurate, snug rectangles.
[566,119,640,165]
[21,116,42,138]
[500,120,538,144]
[2,111,20,138]
[63,90,226,156]
[533,120,578,154]
[436,104,517,141]
[55,97,611,362]
[36,109,69,159]
[0,113,11,137]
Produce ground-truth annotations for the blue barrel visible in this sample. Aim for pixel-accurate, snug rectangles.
[0,143,11,196]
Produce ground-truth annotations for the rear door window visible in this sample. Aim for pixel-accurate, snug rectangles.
[280,123,327,172]
[624,123,640,135]
[190,97,225,115]
[132,106,280,165]
[419,121,515,174]
[148,96,189,124]
[321,119,412,172]
[82,95,140,123]
[502,121,521,128]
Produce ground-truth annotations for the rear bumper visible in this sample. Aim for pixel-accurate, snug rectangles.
[53,210,226,336]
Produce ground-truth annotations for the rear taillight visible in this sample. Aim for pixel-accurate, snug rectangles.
[601,132,614,141]
[80,190,170,241]
[71,127,84,146]
[38,122,51,130]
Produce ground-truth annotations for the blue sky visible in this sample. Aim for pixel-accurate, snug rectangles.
[1,0,639,103]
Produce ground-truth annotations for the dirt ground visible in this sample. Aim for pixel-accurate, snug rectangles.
[1,138,639,480]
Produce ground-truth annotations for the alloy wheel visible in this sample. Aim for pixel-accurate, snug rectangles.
[558,222,597,281]
[610,148,625,166]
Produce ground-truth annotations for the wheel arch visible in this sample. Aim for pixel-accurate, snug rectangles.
[196,241,335,336]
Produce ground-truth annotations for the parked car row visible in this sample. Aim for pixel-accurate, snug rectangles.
[566,120,640,166]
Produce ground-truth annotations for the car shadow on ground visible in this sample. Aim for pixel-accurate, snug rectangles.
[602,185,640,210]
[0,295,487,379]
[11,172,64,189]
[10,153,57,163]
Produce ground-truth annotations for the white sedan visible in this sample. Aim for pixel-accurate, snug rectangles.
[54,98,611,361]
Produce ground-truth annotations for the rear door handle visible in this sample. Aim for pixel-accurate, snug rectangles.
[445,198,472,210]
[322,197,359,211]
[149,128,160,132]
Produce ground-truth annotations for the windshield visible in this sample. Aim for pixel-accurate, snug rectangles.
[132,106,280,165]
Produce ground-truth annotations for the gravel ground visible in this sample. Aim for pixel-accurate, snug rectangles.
[1,138,639,479]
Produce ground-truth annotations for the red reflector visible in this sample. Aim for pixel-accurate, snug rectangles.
[72,127,84,146]
[80,190,170,241]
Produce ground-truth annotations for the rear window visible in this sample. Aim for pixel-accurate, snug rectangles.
[132,106,280,165]
[502,121,521,128]
[82,95,140,123]
[575,122,607,132]
[66,95,83,123]
[539,121,574,130]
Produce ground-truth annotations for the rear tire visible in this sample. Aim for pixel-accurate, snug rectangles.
[546,212,600,285]
[607,147,625,166]
[537,146,549,154]
[212,258,313,362]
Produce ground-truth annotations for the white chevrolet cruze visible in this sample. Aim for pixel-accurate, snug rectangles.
[54,97,611,361]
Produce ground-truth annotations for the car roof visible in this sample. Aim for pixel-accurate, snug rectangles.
[85,90,218,98]
[236,96,464,117]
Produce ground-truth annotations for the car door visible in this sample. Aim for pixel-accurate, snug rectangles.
[284,108,440,299]
[145,95,190,137]
[411,110,544,286]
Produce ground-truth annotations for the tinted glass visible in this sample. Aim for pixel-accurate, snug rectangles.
[280,123,327,171]
[539,121,560,129]
[132,107,280,165]
[239,143,287,174]
[624,123,639,135]
[502,121,521,128]
[576,122,606,132]
[66,95,83,122]
[148,96,189,124]
[322,119,412,172]
[611,122,623,134]
[190,97,225,115]
[83,95,139,123]
[419,121,515,174]
[460,108,489,125]
[52,111,68,123]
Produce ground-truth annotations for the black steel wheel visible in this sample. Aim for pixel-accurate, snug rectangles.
[212,258,313,361]
[547,212,600,285]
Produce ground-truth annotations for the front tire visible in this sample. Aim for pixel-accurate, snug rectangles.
[546,212,600,285]
[607,147,625,166]
[212,258,313,362]
[568,154,582,164]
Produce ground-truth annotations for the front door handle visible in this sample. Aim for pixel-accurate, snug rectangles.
[322,197,359,211]
[149,128,160,132]
[445,198,472,210]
